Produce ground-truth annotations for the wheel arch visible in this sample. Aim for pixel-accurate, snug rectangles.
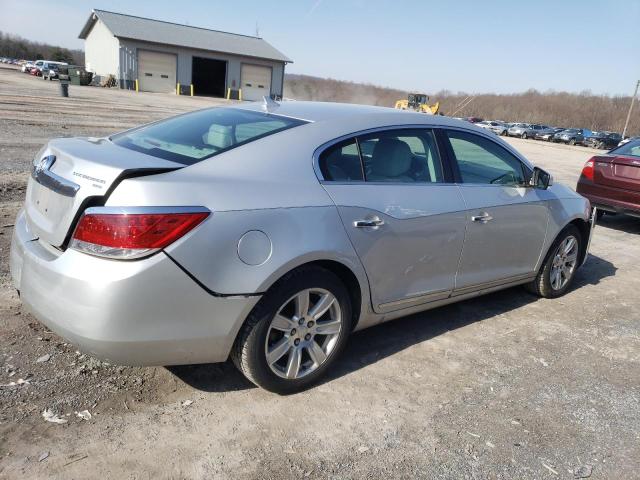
[568,217,591,265]
[255,256,368,332]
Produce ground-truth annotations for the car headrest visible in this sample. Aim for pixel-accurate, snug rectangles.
[371,139,412,178]
[203,125,233,149]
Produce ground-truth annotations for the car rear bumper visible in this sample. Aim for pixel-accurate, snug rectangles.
[577,183,640,218]
[10,209,260,366]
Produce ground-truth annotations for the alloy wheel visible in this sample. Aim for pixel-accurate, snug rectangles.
[265,288,342,380]
[550,235,579,290]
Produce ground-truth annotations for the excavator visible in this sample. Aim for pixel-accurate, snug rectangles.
[394,93,440,115]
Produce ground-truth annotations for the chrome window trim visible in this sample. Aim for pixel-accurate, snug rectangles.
[31,155,80,198]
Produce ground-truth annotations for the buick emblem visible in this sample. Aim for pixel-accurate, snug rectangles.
[33,155,56,177]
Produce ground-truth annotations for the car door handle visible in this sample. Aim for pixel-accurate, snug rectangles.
[471,213,493,223]
[354,218,384,228]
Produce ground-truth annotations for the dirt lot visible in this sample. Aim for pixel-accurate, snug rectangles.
[0,66,639,479]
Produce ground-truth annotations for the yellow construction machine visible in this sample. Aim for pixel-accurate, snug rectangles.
[394,93,440,115]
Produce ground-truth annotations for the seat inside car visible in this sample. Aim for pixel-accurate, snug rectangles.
[368,138,414,182]
[324,148,363,181]
[203,124,233,150]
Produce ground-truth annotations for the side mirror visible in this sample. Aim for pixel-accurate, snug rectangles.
[531,166,553,189]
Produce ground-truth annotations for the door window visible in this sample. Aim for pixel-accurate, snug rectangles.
[358,129,444,183]
[318,139,364,182]
[445,130,527,186]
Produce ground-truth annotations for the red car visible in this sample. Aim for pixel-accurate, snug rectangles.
[576,139,640,219]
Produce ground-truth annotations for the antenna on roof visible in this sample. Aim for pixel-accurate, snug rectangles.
[255,21,260,37]
[262,96,279,112]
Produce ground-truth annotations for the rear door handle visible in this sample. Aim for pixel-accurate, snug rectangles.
[354,218,384,228]
[471,212,493,223]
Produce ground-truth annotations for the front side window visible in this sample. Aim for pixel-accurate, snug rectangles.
[445,130,527,186]
[111,108,307,165]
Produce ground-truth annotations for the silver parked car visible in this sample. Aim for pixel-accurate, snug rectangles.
[508,123,549,139]
[11,101,595,393]
[474,120,509,136]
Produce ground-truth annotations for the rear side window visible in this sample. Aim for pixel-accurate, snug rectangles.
[111,108,307,165]
[445,130,527,186]
[319,139,364,182]
[359,129,444,183]
[319,129,444,184]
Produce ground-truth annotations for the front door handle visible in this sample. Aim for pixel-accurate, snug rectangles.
[354,218,384,228]
[471,212,493,223]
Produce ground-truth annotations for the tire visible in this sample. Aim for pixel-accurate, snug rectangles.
[501,130,508,136]
[569,138,576,145]
[521,132,527,139]
[232,265,353,394]
[596,209,605,220]
[525,225,582,298]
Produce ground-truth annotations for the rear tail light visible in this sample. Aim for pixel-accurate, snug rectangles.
[581,158,595,181]
[70,207,210,259]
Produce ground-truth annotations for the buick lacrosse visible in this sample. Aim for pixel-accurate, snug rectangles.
[11,100,595,393]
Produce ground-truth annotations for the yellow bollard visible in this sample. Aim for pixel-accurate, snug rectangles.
[190,84,194,97]
[226,87,231,100]
[135,79,139,92]
[176,83,180,95]
[239,89,242,101]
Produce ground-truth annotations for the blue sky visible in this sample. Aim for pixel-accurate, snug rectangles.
[1,0,638,95]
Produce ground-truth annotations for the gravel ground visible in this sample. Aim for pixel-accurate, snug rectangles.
[0,66,639,479]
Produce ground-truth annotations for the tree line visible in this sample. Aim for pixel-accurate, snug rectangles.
[285,74,639,136]
[0,31,84,65]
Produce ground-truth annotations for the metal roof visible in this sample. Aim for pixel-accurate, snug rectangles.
[79,9,292,63]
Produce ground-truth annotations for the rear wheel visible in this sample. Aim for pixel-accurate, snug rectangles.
[232,266,352,394]
[569,138,576,145]
[521,132,527,139]
[525,225,582,298]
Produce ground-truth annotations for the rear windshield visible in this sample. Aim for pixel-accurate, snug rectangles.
[111,108,307,165]
[611,139,640,157]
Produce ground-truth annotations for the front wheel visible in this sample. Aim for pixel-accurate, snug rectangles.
[525,225,582,298]
[521,132,527,139]
[232,266,352,394]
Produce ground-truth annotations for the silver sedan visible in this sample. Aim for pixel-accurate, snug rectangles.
[11,101,595,393]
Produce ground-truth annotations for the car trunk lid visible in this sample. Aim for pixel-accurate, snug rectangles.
[25,137,183,247]
[594,154,640,192]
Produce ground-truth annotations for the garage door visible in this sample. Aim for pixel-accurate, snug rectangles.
[138,50,177,93]
[241,64,272,101]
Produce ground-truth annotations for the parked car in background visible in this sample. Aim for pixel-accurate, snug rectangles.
[21,61,35,73]
[32,60,67,78]
[475,120,509,136]
[42,64,61,81]
[10,102,594,393]
[585,132,622,150]
[535,127,565,141]
[554,128,585,145]
[508,123,549,139]
[577,138,640,219]
[465,117,484,123]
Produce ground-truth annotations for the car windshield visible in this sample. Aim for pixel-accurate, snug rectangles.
[610,139,640,158]
[111,108,307,165]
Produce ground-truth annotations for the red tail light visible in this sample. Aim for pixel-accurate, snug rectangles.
[581,158,595,181]
[70,208,209,259]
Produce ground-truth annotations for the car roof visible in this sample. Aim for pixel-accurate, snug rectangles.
[233,100,465,126]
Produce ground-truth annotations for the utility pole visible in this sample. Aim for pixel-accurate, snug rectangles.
[622,80,639,139]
